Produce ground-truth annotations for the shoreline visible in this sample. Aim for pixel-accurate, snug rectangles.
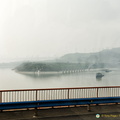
[14,68,119,75]
[15,71,63,75]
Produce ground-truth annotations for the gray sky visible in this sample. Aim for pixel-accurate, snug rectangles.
[0,0,120,62]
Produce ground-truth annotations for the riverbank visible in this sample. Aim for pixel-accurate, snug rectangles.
[15,68,105,75]
[15,70,63,75]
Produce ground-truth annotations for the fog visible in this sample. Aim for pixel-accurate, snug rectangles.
[0,0,120,62]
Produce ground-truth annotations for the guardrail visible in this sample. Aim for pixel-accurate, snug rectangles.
[0,86,120,103]
[0,97,120,111]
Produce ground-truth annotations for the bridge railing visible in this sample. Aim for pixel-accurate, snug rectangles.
[0,86,120,103]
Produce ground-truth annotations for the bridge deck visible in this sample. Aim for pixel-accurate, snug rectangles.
[0,104,120,120]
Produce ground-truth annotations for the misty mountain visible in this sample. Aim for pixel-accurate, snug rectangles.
[1,47,120,69]
[15,47,120,72]
[58,47,120,68]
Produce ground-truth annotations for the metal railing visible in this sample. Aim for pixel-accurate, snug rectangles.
[0,86,120,103]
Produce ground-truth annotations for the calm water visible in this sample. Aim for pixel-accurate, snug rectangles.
[0,68,120,90]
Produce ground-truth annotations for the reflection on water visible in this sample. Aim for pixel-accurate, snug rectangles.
[96,77,102,81]
[18,71,84,79]
[18,72,62,78]
[0,68,120,90]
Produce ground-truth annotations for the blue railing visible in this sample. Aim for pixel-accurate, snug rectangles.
[0,97,120,111]
[0,86,120,112]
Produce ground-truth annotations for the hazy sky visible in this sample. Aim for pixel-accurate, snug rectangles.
[0,0,120,62]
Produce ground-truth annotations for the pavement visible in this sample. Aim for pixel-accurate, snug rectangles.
[0,104,120,120]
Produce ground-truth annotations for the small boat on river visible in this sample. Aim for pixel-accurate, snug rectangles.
[96,73,104,78]
[102,69,111,72]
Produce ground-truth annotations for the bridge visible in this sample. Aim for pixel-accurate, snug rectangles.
[0,86,120,117]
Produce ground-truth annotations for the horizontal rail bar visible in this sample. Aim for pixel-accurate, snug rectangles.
[0,97,120,110]
[0,86,120,92]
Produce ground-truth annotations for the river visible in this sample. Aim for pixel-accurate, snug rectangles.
[0,68,120,90]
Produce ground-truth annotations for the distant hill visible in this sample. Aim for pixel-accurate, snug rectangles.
[2,47,120,70]
[15,62,86,72]
[58,47,120,68]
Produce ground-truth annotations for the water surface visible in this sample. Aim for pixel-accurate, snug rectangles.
[0,68,120,90]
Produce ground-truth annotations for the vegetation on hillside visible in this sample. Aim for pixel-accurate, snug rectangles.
[13,47,120,72]
[15,62,92,72]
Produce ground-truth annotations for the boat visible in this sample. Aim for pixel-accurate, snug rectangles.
[102,69,111,72]
[96,73,104,78]
[104,69,111,72]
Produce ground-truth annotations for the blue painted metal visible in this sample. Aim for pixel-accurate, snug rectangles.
[0,97,120,110]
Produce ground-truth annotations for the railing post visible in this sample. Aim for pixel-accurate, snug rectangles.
[0,92,2,103]
[97,88,98,98]
[68,89,69,99]
[87,104,91,112]
[36,90,38,101]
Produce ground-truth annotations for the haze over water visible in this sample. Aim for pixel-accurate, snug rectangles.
[1,0,120,90]
[0,68,120,90]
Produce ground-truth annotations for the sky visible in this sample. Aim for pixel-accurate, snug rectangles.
[0,0,120,62]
